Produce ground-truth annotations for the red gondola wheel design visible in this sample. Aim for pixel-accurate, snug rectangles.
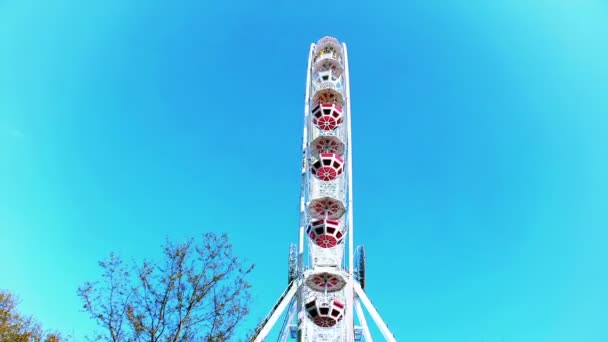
[315,138,341,154]
[311,153,344,181]
[313,274,340,289]
[317,116,337,130]
[316,166,337,181]
[307,219,345,248]
[310,198,344,219]
[312,102,344,131]
[315,235,338,248]
[314,317,338,328]
[305,298,345,328]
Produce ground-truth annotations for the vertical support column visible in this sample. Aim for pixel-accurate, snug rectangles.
[297,43,315,341]
[342,42,355,342]
[355,299,373,342]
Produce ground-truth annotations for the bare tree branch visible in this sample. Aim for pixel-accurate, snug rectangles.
[78,233,253,342]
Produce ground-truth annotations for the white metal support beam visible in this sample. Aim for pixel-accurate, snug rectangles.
[355,298,373,342]
[252,282,298,342]
[342,41,356,342]
[297,44,315,341]
[354,282,396,342]
[279,299,297,342]
[299,43,315,321]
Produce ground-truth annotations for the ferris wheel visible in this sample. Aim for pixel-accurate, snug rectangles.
[251,37,396,342]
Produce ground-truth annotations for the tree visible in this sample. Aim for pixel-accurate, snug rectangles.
[0,289,67,342]
[78,232,254,342]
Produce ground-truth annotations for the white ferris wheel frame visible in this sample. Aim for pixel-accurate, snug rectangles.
[250,38,396,342]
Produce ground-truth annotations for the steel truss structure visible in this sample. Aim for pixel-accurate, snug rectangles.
[250,37,396,342]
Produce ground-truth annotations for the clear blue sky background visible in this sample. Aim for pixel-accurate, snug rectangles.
[1,0,607,341]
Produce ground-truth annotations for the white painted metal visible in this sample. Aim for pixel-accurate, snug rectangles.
[298,43,315,336]
[300,43,314,262]
[253,282,298,342]
[355,299,373,342]
[308,174,346,204]
[354,282,396,342]
[253,37,396,342]
[280,300,297,342]
[343,42,355,342]
[308,241,344,268]
[311,71,344,94]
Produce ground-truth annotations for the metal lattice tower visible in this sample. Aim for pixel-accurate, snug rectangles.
[250,37,396,342]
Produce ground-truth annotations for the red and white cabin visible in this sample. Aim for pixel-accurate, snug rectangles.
[313,36,343,65]
[308,196,345,220]
[311,153,344,181]
[305,298,345,328]
[312,88,344,107]
[311,102,344,131]
[307,219,345,248]
[305,271,347,292]
[311,136,345,156]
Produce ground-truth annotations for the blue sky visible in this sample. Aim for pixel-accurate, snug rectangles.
[1,0,607,341]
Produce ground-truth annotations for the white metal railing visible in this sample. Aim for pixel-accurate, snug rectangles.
[314,52,343,65]
[312,79,343,95]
